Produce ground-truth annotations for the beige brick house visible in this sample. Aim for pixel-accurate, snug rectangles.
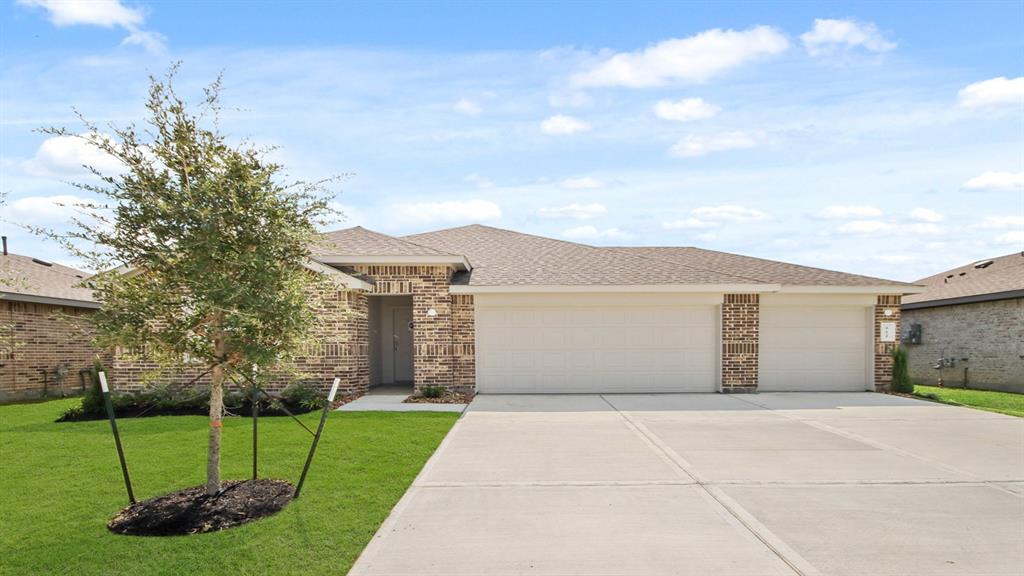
[142,223,915,396]
[902,252,1024,393]
[0,248,104,402]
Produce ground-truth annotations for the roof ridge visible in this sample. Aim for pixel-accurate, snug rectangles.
[913,251,1024,283]
[320,226,461,257]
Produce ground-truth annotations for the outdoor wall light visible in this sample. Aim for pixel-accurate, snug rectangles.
[426,308,437,317]
[884,309,894,316]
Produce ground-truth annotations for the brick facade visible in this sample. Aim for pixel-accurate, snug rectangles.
[0,301,107,402]
[902,297,1023,393]
[451,294,475,393]
[873,294,902,391]
[352,265,464,392]
[721,294,759,392]
[110,282,370,396]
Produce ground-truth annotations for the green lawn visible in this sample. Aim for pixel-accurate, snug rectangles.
[913,384,1024,418]
[0,399,458,576]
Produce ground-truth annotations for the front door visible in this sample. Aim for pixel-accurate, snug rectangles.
[392,306,414,383]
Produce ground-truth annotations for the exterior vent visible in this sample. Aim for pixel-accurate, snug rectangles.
[973,260,994,269]
[31,258,53,267]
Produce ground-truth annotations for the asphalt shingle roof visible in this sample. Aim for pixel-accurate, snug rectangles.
[404,225,775,286]
[312,226,457,257]
[0,254,96,304]
[902,252,1024,306]
[615,247,912,287]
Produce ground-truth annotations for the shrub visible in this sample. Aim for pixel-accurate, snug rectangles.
[80,358,107,415]
[891,346,913,394]
[281,381,327,411]
[419,385,444,399]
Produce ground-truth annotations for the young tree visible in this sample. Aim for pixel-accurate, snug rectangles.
[41,67,338,495]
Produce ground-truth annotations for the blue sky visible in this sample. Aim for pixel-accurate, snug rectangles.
[1,0,1022,281]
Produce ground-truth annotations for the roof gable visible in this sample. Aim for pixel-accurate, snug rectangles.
[313,226,457,257]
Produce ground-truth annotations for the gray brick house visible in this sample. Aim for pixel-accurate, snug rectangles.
[110,224,921,395]
[902,252,1024,393]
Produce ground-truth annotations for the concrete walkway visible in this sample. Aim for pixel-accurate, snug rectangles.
[337,385,468,413]
[349,392,1024,576]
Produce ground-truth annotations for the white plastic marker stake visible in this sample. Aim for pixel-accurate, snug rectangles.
[295,377,342,498]
[328,377,340,402]
[99,371,135,504]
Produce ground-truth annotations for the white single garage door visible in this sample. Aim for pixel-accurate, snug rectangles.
[474,293,718,393]
[759,295,872,392]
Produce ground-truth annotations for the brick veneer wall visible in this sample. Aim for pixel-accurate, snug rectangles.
[351,265,459,392]
[721,294,759,392]
[902,297,1023,393]
[110,283,370,396]
[0,301,107,402]
[873,295,901,391]
[451,294,475,392]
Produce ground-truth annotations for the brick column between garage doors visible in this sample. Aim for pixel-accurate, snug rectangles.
[874,294,902,391]
[721,294,759,393]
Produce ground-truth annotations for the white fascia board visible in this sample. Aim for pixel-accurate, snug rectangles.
[313,254,471,271]
[449,284,779,294]
[303,260,374,291]
[777,285,926,294]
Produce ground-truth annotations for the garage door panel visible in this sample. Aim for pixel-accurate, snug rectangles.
[476,303,717,393]
[760,305,869,392]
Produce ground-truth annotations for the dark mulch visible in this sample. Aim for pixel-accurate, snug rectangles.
[404,392,474,404]
[107,479,294,536]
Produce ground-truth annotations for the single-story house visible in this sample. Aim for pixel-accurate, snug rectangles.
[110,224,920,395]
[0,243,104,402]
[901,252,1024,393]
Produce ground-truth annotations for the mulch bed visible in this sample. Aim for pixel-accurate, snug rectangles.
[107,479,294,536]
[403,392,474,404]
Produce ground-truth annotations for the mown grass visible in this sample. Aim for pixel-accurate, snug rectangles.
[0,399,457,576]
[913,384,1024,418]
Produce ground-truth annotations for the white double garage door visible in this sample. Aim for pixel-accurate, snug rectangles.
[475,293,875,394]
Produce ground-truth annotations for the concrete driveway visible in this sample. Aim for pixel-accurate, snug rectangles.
[349,393,1024,576]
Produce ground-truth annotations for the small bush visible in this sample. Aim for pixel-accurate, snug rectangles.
[891,346,913,394]
[80,358,107,415]
[419,385,444,399]
[281,381,327,411]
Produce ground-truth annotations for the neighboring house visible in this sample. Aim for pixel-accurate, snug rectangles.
[901,252,1024,393]
[111,224,920,395]
[0,246,104,402]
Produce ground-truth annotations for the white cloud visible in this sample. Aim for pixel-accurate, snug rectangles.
[976,215,1024,229]
[816,205,883,219]
[560,176,605,189]
[2,194,98,226]
[561,225,631,241]
[995,230,1024,246]
[464,173,494,189]
[453,98,482,116]
[963,171,1024,191]
[957,77,1024,108]
[909,208,944,223]
[391,199,501,225]
[540,114,591,135]
[669,131,758,157]
[654,97,721,122]
[908,222,943,235]
[836,220,893,234]
[570,26,788,88]
[18,0,165,53]
[801,18,896,56]
[25,134,123,177]
[691,205,769,222]
[538,203,608,220]
[662,217,719,230]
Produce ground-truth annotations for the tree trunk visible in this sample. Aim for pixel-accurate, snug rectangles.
[206,326,226,496]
